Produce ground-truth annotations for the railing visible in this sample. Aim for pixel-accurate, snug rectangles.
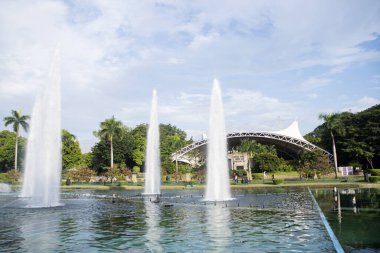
[172,131,333,161]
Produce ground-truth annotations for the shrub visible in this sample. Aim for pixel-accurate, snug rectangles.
[273,179,284,185]
[66,167,96,182]
[133,166,140,174]
[2,170,21,184]
[277,164,295,172]
[252,173,263,180]
[370,169,380,176]
[237,169,246,177]
[369,176,380,183]
[0,173,7,182]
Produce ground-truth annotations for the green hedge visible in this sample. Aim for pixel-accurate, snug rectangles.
[0,173,6,182]
[369,176,380,183]
[252,173,263,179]
[0,170,20,184]
[116,182,129,186]
[370,169,380,176]
[273,179,284,185]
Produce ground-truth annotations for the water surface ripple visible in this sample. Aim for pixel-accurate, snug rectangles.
[0,189,335,252]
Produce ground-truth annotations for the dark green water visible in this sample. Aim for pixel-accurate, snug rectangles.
[314,188,380,252]
[0,188,337,252]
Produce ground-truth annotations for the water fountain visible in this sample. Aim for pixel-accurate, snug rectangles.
[205,79,232,201]
[144,89,161,195]
[20,48,62,207]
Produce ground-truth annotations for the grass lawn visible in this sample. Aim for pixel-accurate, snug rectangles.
[60,178,380,190]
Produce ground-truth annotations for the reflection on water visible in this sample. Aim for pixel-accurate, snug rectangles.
[20,209,60,252]
[314,188,380,252]
[0,189,342,252]
[144,199,162,252]
[206,205,232,251]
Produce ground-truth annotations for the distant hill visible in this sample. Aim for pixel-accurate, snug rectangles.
[305,104,380,170]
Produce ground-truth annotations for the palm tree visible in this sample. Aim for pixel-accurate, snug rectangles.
[172,133,182,184]
[94,116,123,168]
[3,110,30,171]
[319,113,344,179]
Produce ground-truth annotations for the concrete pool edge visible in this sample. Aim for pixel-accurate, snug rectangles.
[308,187,344,253]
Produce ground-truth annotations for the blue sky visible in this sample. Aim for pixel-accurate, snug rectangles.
[0,0,379,152]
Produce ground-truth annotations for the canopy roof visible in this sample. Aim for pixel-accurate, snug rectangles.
[270,121,309,143]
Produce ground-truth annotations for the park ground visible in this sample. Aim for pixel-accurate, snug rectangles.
[60,173,380,190]
[3,172,380,191]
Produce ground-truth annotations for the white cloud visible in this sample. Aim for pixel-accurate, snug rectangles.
[342,96,380,113]
[166,57,185,65]
[223,89,298,131]
[300,78,330,90]
[307,93,318,99]
[1,1,379,151]
[189,32,219,50]
[0,81,37,97]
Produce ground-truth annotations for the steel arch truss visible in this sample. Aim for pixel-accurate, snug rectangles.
[173,131,332,161]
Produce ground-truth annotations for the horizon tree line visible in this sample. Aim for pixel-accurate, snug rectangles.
[2,104,379,175]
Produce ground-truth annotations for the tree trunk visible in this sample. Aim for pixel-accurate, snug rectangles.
[331,131,338,179]
[366,157,374,170]
[110,137,114,168]
[247,156,252,181]
[14,130,19,171]
[175,151,179,183]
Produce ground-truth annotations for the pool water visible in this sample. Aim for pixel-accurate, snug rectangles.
[1,188,336,252]
[314,188,380,253]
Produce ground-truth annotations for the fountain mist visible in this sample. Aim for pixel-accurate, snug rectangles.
[21,48,62,207]
[144,90,161,195]
[205,79,231,201]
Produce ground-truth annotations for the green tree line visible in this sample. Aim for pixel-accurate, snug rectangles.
[305,104,380,170]
[91,118,191,175]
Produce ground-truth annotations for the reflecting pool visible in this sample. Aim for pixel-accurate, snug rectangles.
[0,189,337,252]
[314,188,380,253]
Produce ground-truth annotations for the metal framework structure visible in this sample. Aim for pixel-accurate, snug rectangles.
[172,131,332,163]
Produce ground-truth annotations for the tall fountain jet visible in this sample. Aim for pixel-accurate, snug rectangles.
[21,48,62,207]
[144,89,161,195]
[205,79,232,201]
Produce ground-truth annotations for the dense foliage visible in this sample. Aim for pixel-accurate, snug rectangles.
[298,149,333,178]
[91,118,190,174]
[93,116,123,168]
[305,104,380,170]
[3,110,30,171]
[0,131,26,172]
[65,167,96,183]
[235,139,292,173]
[61,129,82,172]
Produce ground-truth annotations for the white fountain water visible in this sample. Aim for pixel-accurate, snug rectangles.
[205,79,232,201]
[20,48,62,207]
[144,89,161,195]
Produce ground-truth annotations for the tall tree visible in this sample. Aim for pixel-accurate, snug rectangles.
[318,113,344,178]
[91,126,134,173]
[306,105,380,170]
[3,110,30,171]
[62,129,82,172]
[0,131,26,172]
[299,149,333,179]
[130,123,147,168]
[172,133,181,183]
[94,116,123,168]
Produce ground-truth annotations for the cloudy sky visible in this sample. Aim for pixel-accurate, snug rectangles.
[0,0,379,152]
